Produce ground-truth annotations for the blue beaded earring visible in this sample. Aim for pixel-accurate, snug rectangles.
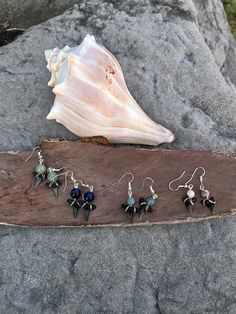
[60,170,96,221]
[112,172,137,221]
[25,146,64,197]
[138,177,158,217]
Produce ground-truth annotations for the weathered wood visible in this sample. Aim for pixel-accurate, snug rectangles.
[0,140,235,227]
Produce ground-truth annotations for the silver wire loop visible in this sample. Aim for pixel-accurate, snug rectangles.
[53,170,93,192]
[111,172,134,187]
[47,167,65,173]
[185,167,206,188]
[169,167,206,192]
[169,171,188,191]
[25,146,43,163]
[140,177,156,196]
[111,172,134,197]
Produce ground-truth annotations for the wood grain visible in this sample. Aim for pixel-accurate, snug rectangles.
[0,140,235,227]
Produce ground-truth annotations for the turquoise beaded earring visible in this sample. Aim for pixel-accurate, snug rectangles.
[25,146,64,197]
[138,177,158,217]
[112,172,137,221]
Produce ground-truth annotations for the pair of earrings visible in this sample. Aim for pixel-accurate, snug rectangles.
[59,170,96,221]
[112,173,158,221]
[25,147,63,197]
[25,147,96,221]
[169,167,216,214]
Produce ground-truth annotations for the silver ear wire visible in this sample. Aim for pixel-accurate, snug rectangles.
[53,169,79,191]
[47,167,66,172]
[111,172,134,197]
[189,167,210,199]
[64,170,78,191]
[185,167,206,188]
[141,177,157,198]
[25,146,43,163]
[78,179,94,192]
[168,171,188,191]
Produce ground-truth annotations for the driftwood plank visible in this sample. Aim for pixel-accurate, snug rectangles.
[0,140,235,227]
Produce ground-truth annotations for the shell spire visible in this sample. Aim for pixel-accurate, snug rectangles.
[45,34,174,145]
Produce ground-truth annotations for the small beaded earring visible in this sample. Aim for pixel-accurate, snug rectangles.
[46,167,64,198]
[138,177,158,217]
[57,170,96,221]
[25,146,64,197]
[112,172,137,221]
[169,171,197,213]
[25,146,47,189]
[192,167,216,214]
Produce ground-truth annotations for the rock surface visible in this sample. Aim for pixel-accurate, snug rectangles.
[194,0,236,88]
[0,1,236,313]
[0,0,78,28]
[1,218,236,313]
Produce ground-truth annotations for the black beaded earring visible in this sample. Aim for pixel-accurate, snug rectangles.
[58,170,96,221]
[194,167,216,214]
[112,172,137,222]
[25,146,64,197]
[138,177,158,217]
[169,171,197,213]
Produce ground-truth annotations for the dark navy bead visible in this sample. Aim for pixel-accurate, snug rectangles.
[70,188,81,199]
[84,191,94,202]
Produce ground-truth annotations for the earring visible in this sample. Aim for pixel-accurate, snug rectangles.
[46,167,64,198]
[25,146,47,189]
[59,170,96,221]
[78,180,96,221]
[112,172,137,221]
[169,171,197,213]
[138,177,158,217]
[25,146,64,197]
[193,167,216,214]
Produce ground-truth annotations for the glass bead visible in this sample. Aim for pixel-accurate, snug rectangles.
[84,191,94,202]
[35,163,46,174]
[70,188,81,199]
[127,196,135,206]
[47,171,57,183]
[147,196,156,206]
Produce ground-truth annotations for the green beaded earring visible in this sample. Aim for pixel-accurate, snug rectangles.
[111,172,137,222]
[25,146,47,189]
[138,177,158,217]
[25,146,64,197]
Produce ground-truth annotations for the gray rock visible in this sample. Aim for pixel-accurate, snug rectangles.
[0,1,236,313]
[0,217,236,313]
[0,0,235,152]
[193,0,236,88]
[0,0,79,28]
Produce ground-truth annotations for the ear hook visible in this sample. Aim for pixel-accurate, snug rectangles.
[140,177,155,195]
[77,179,94,192]
[25,146,42,162]
[50,169,73,191]
[168,171,187,191]
[111,172,134,197]
[185,167,206,188]
[55,170,94,192]
[64,170,77,192]
[111,172,134,188]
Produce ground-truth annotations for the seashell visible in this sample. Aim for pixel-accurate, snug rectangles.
[45,35,174,145]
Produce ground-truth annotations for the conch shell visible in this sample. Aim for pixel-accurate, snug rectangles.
[45,35,174,145]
